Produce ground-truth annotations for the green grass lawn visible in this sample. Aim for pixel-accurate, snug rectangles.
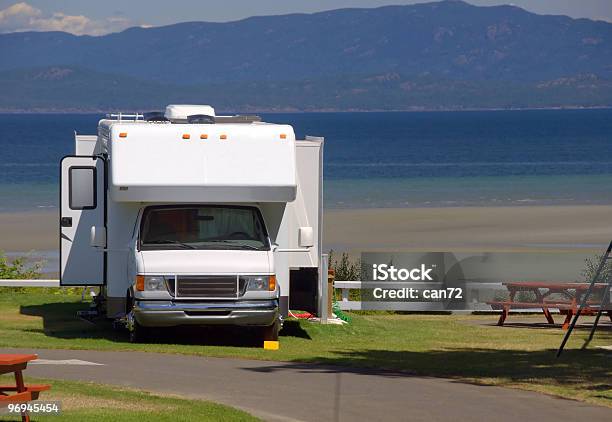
[0,377,259,421]
[0,290,610,407]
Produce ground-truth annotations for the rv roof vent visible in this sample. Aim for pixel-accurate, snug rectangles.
[165,104,216,123]
[187,114,215,124]
[143,111,169,122]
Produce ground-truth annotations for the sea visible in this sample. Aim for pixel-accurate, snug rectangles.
[1,109,612,212]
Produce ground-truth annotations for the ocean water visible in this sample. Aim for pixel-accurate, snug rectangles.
[1,109,612,212]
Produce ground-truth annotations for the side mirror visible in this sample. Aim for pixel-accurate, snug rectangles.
[298,227,314,248]
[90,226,106,248]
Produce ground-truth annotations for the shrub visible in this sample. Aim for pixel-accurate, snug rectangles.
[329,250,362,302]
[581,253,612,284]
[0,251,73,295]
[0,251,42,279]
[328,250,361,281]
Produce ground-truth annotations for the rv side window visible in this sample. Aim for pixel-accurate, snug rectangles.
[69,167,97,210]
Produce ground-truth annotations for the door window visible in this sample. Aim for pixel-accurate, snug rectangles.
[69,166,97,210]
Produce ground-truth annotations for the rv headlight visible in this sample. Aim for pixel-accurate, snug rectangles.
[242,275,276,292]
[144,276,167,291]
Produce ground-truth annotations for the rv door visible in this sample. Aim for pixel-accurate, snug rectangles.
[60,156,105,285]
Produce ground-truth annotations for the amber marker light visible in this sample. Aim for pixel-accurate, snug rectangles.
[269,275,277,291]
[119,132,128,138]
[136,275,145,291]
[182,134,191,140]
[220,134,227,140]
[200,134,208,139]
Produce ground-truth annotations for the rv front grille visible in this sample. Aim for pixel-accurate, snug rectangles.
[176,276,238,298]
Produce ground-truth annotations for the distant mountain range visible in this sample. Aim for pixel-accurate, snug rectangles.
[1,0,611,112]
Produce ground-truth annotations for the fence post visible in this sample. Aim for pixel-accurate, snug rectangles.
[328,269,335,318]
[319,253,329,324]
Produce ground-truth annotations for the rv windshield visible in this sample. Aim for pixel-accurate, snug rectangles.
[140,206,270,251]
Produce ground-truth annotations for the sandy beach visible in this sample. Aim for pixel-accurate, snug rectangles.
[0,210,58,252]
[323,205,612,254]
[2,205,612,254]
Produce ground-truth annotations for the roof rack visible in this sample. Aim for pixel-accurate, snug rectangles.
[106,112,144,122]
[105,112,261,124]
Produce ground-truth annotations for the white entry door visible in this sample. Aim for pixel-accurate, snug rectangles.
[60,156,105,285]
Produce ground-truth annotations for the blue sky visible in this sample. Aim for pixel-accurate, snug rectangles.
[0,1,611,35]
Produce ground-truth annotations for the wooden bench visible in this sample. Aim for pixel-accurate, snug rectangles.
[0,384,51,401]
[487,301,581,329]
[488,281,610,329]
[0,354,51,422]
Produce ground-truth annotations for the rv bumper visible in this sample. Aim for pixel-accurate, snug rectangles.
[133,300,279,327]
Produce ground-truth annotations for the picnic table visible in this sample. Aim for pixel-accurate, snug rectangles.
[0,354,50,422]
[488,282,611,329]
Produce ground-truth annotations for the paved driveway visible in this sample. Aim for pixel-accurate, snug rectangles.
[2,348,610,422]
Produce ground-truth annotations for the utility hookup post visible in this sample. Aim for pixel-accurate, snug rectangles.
[319,254,329,324]
[328,268,335,318]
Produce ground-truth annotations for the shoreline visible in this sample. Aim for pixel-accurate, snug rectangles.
[2,205,612,254]
[1,106,611,115]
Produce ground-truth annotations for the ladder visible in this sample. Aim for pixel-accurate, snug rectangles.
[557,241,612,357]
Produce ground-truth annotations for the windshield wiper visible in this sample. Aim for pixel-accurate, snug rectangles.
[145,240,196,249]
[206,240,263,250]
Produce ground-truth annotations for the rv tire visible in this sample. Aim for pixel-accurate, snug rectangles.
[128,315,150,343]
[126,296,149,343]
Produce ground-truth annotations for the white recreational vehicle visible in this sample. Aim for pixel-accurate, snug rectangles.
[60,105,324,342]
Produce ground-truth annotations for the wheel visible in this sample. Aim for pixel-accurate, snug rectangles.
[126,309,149,343]
[261,319,280,342]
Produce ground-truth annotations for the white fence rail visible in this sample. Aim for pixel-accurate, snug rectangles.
[333,280,507,312]
[333,280,449,311]
[0,279,60,287]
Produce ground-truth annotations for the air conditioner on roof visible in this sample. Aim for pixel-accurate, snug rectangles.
[164,104,216,123]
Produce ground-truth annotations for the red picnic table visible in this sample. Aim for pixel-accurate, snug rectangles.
[488,282,611,329]
[0,354,50,422]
